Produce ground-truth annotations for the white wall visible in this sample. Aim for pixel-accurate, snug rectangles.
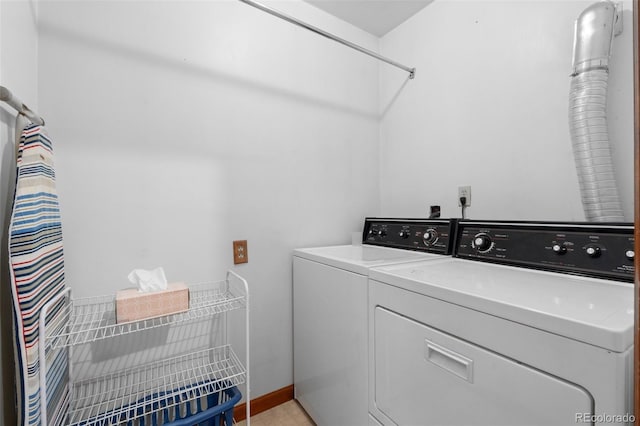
[379,0,634,221]
[38,0,379,400]
[0,1,39,424]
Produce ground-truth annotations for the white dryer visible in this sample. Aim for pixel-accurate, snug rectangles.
[368,220,635,426]
[294,218,455,426]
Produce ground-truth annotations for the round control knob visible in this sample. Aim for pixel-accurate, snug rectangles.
[473,234,492,252]
[399,230,410,239]
[626,250,635,261]
[423,229,438,246]
[378,229,386,237]
[585,245,601,258]
[552,244,567,255]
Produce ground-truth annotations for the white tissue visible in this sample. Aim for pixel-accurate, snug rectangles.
[127,267,168,293]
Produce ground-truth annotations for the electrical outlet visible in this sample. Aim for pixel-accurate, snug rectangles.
[233,240,248,264]
[458,186,471,207]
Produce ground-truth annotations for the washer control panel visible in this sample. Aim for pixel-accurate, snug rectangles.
[363,218,454,254]
[455,220,635,282]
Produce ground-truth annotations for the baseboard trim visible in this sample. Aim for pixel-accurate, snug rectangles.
[234,384,294,422]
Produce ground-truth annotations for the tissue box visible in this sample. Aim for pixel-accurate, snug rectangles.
[116,282,189,323]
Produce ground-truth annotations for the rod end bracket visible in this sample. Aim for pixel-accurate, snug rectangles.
[409,68,416,79]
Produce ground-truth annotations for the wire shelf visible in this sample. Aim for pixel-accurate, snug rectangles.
[68,345,246,426]
[39,271,251,426]
[45,280,246,350]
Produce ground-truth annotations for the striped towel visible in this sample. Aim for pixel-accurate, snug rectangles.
[8,124,69,425]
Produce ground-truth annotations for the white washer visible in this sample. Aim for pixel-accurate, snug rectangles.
[294,218,455,426]
[368,220,635,426]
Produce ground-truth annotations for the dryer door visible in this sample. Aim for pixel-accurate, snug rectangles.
[373,307,592,426]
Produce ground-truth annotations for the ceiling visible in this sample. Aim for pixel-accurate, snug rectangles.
[304,0,434,37]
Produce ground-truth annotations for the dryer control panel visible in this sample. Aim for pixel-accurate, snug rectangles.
[363,218,455,255]
[455,220,635,282]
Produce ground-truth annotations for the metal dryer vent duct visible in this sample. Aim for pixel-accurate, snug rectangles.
[569,0,624,222]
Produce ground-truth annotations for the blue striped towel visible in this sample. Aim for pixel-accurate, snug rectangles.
[9,124,69,425]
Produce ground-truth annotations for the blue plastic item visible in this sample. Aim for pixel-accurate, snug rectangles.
[157,386,242,426]
[78,384,242,426]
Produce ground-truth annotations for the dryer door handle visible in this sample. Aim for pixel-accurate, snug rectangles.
[425,340,474,383]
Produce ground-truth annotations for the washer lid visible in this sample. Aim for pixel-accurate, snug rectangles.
[293,245,443,275]
[369,258,634,352]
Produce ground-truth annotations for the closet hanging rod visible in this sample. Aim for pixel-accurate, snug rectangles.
[0,86,45,125]
[238,0,416,79]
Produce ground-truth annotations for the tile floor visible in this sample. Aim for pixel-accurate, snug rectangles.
[236,400,315,426]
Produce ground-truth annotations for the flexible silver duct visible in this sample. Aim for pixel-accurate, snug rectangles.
[569,0,624,222]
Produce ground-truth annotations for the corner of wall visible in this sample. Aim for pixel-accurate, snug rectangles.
[0,1,40,423]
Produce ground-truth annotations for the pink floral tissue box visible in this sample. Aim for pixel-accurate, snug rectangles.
[116,282,189,323]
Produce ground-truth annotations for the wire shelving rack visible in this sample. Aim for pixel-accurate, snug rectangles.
[38,270,250,426]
